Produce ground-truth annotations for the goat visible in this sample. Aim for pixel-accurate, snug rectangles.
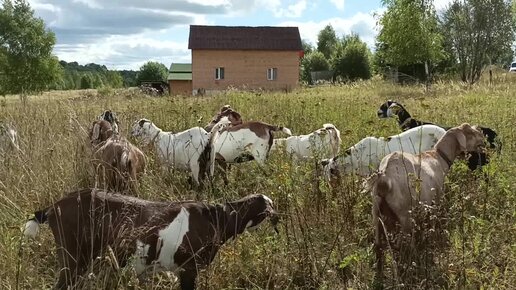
[131,119,210,186]
[0,123,20,154]
[377,100,500,170]
[98,110,120,134]
[364,123,485,280]
[271,123,341,160]
[207,118,292,184]
[92,137,146,192]
[204,105,243,132]
[322,124,446,180]
[89,120,114,147]
[23,188,278,290]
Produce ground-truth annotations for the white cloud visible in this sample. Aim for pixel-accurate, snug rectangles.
[329,0,344,11]
[280,10,381,49]
[255,0,307,18]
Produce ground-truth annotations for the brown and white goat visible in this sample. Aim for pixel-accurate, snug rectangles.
[204,105,243,132]
[89,120,114,147]
[364,123,485,279]
[207,118,292,184]
[23,188,278,290]
[92,137,146,192]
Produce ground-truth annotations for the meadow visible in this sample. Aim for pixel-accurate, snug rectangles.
[0,79,515,289]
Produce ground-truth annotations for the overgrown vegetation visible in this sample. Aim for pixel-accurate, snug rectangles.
[1,79,514,289]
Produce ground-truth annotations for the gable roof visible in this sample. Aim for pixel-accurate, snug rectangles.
[188,25,302,51]
[168,63,192,81]
[169,63,192,73]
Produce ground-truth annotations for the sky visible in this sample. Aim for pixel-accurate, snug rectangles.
[27,0,453,70]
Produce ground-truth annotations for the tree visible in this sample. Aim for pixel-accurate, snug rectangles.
[441,0,515,84]
[80,74,93,89]
[377,0,443,80]
[301,51,331,83]
[136,61,168,84]
[0,0,62,96]
[317,24,338,59]
[106,71,124,88]
[333,36,372,82]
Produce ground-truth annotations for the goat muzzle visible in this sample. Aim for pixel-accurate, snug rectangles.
[269,210,280,234]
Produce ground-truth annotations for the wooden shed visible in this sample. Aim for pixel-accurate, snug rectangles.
[168,63,192,96]
[188,25,303,95]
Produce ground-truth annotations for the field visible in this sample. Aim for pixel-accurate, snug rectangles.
[0,79,515,289]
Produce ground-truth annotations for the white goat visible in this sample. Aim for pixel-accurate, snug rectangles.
[0,123,20,154]
[131,119,210,186]
[322,124,446,179]
[208,118,292,182]
[271,123,341,160]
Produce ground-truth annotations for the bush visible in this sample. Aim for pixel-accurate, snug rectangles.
[333,42,372,82]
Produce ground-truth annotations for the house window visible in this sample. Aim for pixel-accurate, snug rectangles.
[267,68,277,80]
[215,67,224,80]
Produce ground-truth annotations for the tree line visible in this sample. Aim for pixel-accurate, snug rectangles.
[1,0,515,96]
[303,0,515,85]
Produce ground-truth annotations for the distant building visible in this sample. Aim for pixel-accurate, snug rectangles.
[187,25,303,95]
[168,63,192,96]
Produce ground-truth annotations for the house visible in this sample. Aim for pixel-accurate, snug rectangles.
[168,63,192,96]
[188,25,303,95]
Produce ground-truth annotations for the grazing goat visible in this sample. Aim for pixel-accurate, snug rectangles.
[204,105,243,132]
[208,118,292,183]
[322,125,446,179]
[92,137,146,192]
[377,100,500,170]
[0,123,20,154]
[23,188,278,290]
[271,123,341,160]
[98,110,120,134]
[131,119,210,186]
[365,123,485,279]
[89,120,114,147]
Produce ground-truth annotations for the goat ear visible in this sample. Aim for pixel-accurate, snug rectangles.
[138,119,146,127]
[388,103,401,114]
[92,123,101,140]
[456,129,467,152]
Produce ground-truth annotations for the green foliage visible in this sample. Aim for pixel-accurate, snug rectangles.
[136,61,168,84]
[377,0,444,70]
[57,61,127,90]
[441,0,516,84]
[80,74,93,89]
[0,0,62,95]
[301,51,331,83]
[317,24,338,59]
[332,34,372,81]
[106,71,124,88]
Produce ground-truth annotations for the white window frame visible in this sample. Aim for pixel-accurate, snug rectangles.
[215,67,224,80]
[267,68,277,81]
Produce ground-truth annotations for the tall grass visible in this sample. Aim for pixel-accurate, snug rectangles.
[0,79,515,289]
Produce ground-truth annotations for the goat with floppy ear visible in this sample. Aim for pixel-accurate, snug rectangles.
[23,189,279,290]
[365,123,485,282]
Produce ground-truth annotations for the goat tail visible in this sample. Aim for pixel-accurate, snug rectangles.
[362,172,391,198]
[208,122,226,178]
[23,209,49,239]
[268,125,292,136]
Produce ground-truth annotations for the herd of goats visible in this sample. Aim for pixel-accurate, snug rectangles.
[0,100,500,289]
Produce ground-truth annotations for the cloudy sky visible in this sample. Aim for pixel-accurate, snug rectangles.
[27,0,452,70]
